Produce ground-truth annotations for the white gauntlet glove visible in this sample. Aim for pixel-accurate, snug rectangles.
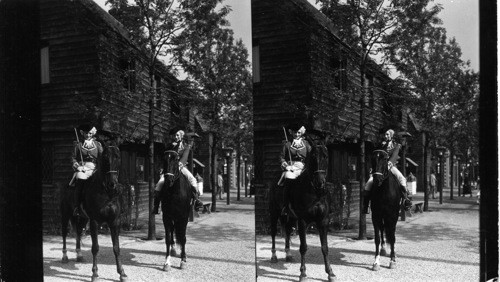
[281,162,288,169]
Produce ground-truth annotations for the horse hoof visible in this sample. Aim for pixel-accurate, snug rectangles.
[380,249,387,256]
[372,263,380,271]
[389,261,396,269]
[61,256,69,264]
[120,275,128,282]
[299,275,308,282]
[285,255,294,262]
[328,275,337,282]
[270,255,278,263]
[91,275,100,282]
[163,264,171,272]
[180,261,187,269]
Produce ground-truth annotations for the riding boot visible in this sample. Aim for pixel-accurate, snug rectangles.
[362,190,371,214]
[401,185,412,211]
[153,190,161,215]
[192,186,204,211]
[73,179,83,217]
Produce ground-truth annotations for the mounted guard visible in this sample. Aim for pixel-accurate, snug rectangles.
[363,129,412,214]
[153,129,204,215]
[278,124,312,217]
[71,124,103,217]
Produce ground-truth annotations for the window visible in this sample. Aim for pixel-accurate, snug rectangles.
[252,44,260,83]
[41,142,53,183]
[170,91,181,117]
[120,57,136,91]
[136,157,145,182]
[41,46,50,84]
[332,51,347,91]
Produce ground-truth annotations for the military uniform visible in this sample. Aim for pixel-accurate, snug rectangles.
[153,135,203,215]
[278,137,311,183]
[71,125,102,217]
[278,129,311,217]
[363,139,412,214]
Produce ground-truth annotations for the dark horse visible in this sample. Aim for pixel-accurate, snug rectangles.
[269,183,297,263]
[288,141,336,282]
[160,149,192,271]
[76,144,128,282]
[60,182,88,263]
[369,149,402,271]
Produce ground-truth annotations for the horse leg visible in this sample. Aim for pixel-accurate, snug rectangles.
[75,217,85,262]
[387,223,397,269]
[170,229,178,257]
[318,224,336,282]
[110,223,128,281]
[297,220,308,282]
[270,211,279,263]
[372,223,381,271]
[176,220,188,269]
[89,220,100,282]
[61,212,69,263]
[284,218,294,262]
[163,222,173,272]
[380,227,387,256]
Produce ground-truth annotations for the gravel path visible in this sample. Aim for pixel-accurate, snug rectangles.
[43,195,256,282]
[256,194,479,282]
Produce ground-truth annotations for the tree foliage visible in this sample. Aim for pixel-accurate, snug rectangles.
[175,9,253,208]
[384,0,478,205]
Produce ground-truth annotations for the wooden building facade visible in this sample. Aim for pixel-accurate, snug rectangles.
[40,0,192,232]
[252,0,408,233]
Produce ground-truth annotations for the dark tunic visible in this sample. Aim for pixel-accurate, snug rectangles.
[71,139,103,169]
[279,137,311,165]
[380,140,401,166]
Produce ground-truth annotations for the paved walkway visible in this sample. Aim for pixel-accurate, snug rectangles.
[256,189,480,282]
[43,191,256,281]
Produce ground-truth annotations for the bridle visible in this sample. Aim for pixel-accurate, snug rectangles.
[105,146,120,176]
[372,149,389,182]
[311,144,328,192]
[102,145,120,194]
[164,150,180,183]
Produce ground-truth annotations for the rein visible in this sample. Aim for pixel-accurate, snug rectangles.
[163,150,181,185]
[310,144,328,194]
[372,150,390,183]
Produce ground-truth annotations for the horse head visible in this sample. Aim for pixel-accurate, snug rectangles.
[101,145,121,192]
[163,150,180,188]
[310,143,328,192]
[371,149,389,187]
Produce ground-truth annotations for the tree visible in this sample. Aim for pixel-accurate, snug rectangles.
[107,0,228,239]
[175,16,252,211]
[222,62,253,201]
[384,0,474,211]
[317,0,406,239]
[435,65,479,198]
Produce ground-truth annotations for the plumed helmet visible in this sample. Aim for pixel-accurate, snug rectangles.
[285,123,306,135]
[78,124,97,135]
[169,126,186,136]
